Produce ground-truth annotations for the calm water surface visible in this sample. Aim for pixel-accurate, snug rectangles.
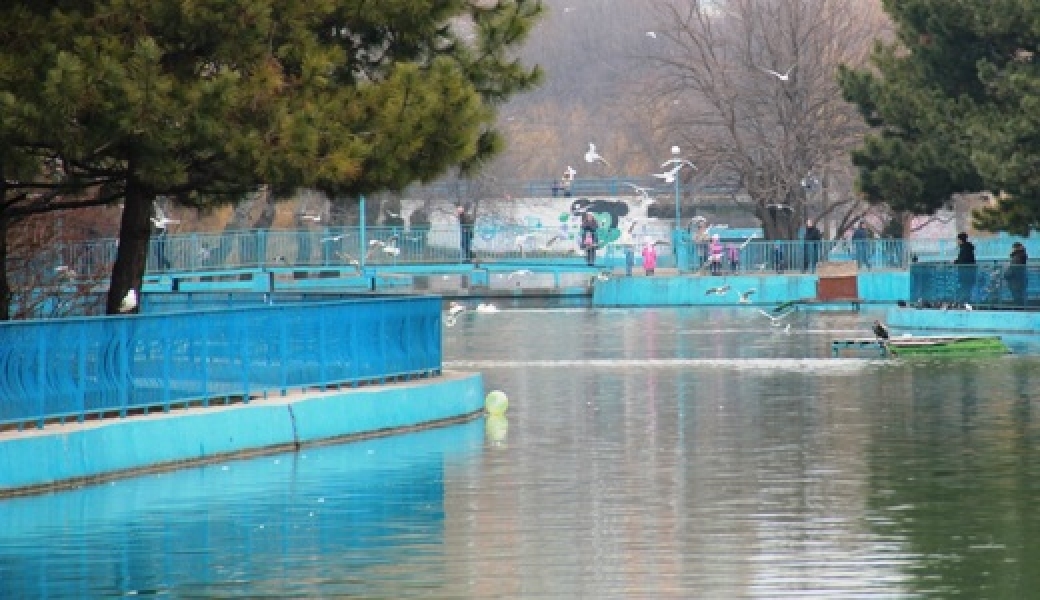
[2,307,1040,599]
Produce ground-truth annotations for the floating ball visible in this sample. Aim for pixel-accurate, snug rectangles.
[485,415,509,443]
[485,390,509,416]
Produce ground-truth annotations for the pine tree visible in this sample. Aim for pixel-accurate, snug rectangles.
[840,0,1040,234]
[0,0,543,316]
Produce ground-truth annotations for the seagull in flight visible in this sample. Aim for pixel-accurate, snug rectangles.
[706,285,731,296]
[758,64,796,81]
[151,203,180,230]
[646,31,657,39]
[563,165,577,181]
[476,303,500,313]
[508,269,533,280]
[756,308,794,326]
[652,164,683,184]
[585,143,611,168]
[448,301,467,317]
[622,182,654,203]
[119,289,138,313]
[738,289,756,303]
[660,158,697,171]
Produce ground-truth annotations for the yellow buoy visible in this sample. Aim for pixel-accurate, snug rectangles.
[485,390,509,416]
[485,415,509,443]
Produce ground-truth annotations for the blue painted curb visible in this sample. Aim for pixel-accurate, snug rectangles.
[0,372,484,497]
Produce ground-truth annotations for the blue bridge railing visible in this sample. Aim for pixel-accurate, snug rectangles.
[909,263,1037,308]
[0,297,442,430]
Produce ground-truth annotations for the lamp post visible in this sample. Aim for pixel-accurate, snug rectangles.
[673,145,682,228]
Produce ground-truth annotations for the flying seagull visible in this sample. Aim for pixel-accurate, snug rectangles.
[585,143,611,168]
[738,289,756,303]
[476,303,500,313]
[150,203,180,230]
[652,164,683,184]
[563,165,577,181]
[622,182,654,203]
[756,308,793,326]
[706,285,731,296]
[646,31,657,38]
[119,289,138,313]
[758,64,796,81]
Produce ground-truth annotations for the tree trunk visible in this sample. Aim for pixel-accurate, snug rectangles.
[0,213,10,321]
[107,176,152,315]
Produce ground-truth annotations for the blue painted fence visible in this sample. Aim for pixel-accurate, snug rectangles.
[0,297,442,430]
[910,262,1038,308]
[48,226,1038,279]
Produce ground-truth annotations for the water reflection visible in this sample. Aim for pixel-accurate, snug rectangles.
[2,307,1039,598]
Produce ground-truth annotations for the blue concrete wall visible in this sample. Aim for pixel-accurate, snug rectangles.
[594,271,914,306]
[886,307,1040,333]
[0,372,484,496]
[858,271,910,302]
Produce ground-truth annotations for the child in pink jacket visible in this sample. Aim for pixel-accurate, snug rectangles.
[641,242,657,276]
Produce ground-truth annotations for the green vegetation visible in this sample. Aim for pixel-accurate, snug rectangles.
[840,0,1040,235]
[0,0,542,317]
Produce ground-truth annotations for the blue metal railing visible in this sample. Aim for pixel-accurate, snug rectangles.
[909,262,1036,308]
[0,297,442,430]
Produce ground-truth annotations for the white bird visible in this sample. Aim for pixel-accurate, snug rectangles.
[299,213,321,223]
[321,235,344,242]
[783,323,791,334]
[508,269,533,280]
[119,289,138,313]
[622,182,654,204]
[756,308,794,326]
[55,265,77,279]
[595,271,611,282]
[652,164,683,183]
[150,203,180,230]
[738,289,756,303]
[585,143,611,168]
[646,31,657,38]
[759,64,796,81]
[448,301,467,316]
[476,303,499,313]
[739,235,757,249]
[706,285,731,296]
[964,303,973,311]
[563,165,576,181]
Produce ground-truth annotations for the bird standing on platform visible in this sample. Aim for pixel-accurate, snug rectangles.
[872,320,890,342]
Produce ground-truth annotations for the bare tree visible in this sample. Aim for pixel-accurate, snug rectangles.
[649,0,887,239]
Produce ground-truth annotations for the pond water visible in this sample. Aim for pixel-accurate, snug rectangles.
[2,307,1039,598]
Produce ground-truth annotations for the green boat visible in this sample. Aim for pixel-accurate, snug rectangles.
[885,335,1010,356]
[832,335,1011,357]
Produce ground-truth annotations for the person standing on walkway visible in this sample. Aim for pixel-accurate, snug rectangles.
[457,205,475,262]
[803,219,823,272]
[1005,241,1028,306]
[953,232,977,304]
[641,240,657,276]
[580,212,599,267]
[851,221,871,269]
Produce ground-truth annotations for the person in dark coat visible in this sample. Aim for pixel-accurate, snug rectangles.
[851,221,870,269]
[1005,241,1029,306]
[580,212,599,267]
[953,232,976,304]
[457,205,475,262]
[803,219,823,272]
